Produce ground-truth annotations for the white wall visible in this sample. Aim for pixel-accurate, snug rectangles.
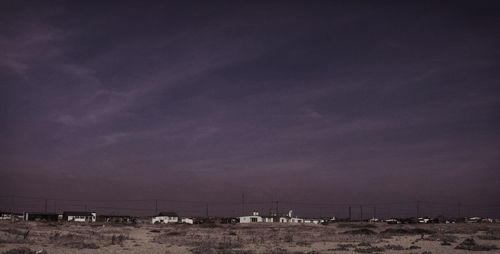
[67,213,96,222]
[239,216,263,223]
[181,218,194,224]
[152,216,179,224]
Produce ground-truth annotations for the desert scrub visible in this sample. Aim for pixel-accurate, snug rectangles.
[295,241,311,246]
[384,244,404,250]
[380,228,435,235]
[262,248,303,254]
[342,228,377,235]
[166,231,184,236]
[62,241,100,249]
[455,238,498,251]
[354,246,385,253]
[2,247,47,254]
[189,240,247,254]
[111,234,128,245]
[328,243,356,251]
[422,233,458,243]
[0,228,32,244]
[338,223,377,229]
[477,230,500,240]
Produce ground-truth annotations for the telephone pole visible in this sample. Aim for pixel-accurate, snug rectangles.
[205,202,209,218]
[10,195,14,213]
[416,200,420,218]
[241,192,245,216]
[348,206,352,221]
[155,199,158,215]
[360,205,363,221]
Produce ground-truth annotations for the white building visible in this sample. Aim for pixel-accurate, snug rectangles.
[239,211,263,223]
[304,219,323,224]
[290,217,304,223]
[0,212,12,220]
[263,216,275,223]
[63,211,96,222]
[152,212,179,224]
[181,218,194,224]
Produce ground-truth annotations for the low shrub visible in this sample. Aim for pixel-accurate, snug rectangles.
[384,244,404,250]
[62,241,100,249]
[338,223,377,229]
[342,228,377,235]
[380,228,435,235]
[354,246,385,253]
[2,248,47,254]
[455,238,498,251]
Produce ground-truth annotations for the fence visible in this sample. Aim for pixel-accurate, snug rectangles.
[0,195,498,219]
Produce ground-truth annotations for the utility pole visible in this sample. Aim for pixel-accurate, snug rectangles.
[270,200,274,216]
[155,199,158,215]
[205,202,209,218]
[44,199,48,213]
[360,205,363,221]
[10,195,14,213]
[241,192,245,216]
[416,200,420,218]
[348,206,352,221]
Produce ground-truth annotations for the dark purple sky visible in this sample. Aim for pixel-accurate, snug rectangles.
[1,1,499,217]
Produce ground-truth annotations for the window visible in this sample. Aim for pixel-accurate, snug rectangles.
[251,217,257,222]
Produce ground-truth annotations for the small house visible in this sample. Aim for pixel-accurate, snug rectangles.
[0,212,12,220]
[98,215,136,224]
[24,212,59,221]
[290,217,304,223]
[63,211,96,222]
[152,212,179,224]
[181,218,194,224]
[262,216,277,223]
[239,211,263,223]
[219,217,239,224]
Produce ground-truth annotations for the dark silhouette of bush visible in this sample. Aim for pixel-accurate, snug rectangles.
[342,228,377,235]
[455,238,498,251]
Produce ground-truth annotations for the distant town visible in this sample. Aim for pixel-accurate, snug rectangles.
[1,209,497,225]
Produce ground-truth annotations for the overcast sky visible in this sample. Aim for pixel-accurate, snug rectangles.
[1,1,499,217]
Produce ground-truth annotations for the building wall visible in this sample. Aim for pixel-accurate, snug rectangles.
[290,218,304,223]
[66,213,96,222]
[181,218,194,224]
[239,216,263,223]
[264,217,274,223]
[280,217,289,223]
[152,216,179,224]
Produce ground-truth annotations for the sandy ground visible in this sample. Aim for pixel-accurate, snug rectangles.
[1,220,500,253]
